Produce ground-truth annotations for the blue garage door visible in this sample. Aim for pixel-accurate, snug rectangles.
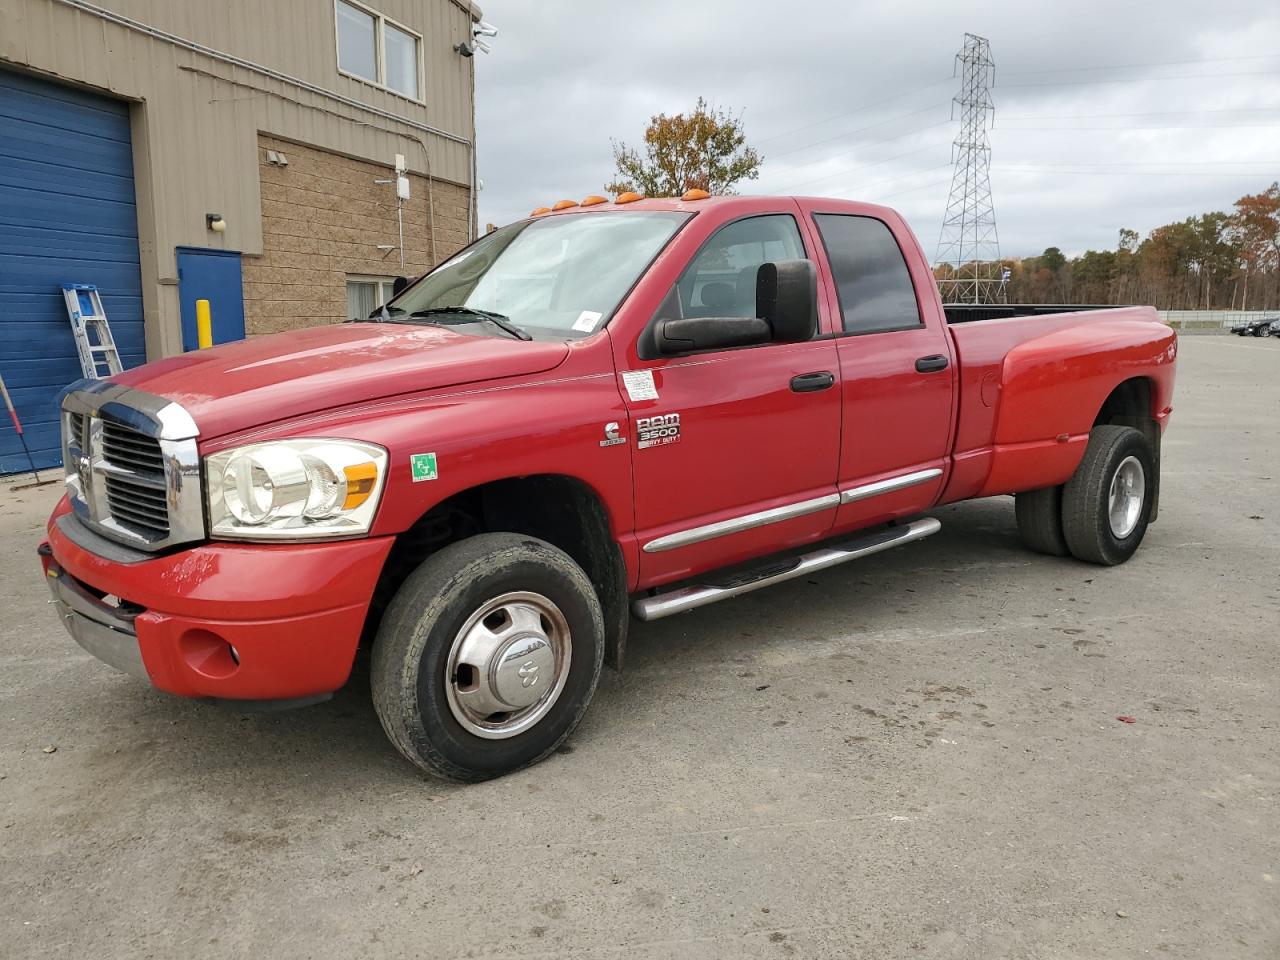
[0,69,145,474]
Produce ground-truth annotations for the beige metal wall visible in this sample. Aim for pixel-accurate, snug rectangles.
[0,0,478,357]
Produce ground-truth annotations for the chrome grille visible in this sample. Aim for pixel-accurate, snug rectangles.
[102,421,165,473]
[100,420,170,538]
[60,380,204,552]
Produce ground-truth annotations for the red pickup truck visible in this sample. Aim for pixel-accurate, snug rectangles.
[39,194,1177,781]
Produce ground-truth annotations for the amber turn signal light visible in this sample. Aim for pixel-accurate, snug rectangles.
[342,462,378,510]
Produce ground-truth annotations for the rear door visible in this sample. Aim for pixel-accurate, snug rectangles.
[616,205,843,586]
[801,205,956,532]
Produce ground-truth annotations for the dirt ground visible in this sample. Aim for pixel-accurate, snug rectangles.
[1,336,1277,959]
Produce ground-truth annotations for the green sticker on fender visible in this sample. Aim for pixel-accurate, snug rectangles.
[410,452,438,482]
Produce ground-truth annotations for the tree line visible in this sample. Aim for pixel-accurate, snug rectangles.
[943,183,1280,310]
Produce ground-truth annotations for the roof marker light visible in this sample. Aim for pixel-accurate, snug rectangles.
[614,191,644,204]
[530,206,552,216]
[552,199,578,210]
[681,188,711,201]
[580,195,607,206]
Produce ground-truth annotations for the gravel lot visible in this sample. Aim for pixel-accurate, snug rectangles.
[1,336,1277,959]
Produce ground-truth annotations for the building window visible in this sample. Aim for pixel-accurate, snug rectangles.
[347,275,398,320]
[335,0,421,100]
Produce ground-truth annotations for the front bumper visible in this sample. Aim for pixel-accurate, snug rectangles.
[41,498,394,702]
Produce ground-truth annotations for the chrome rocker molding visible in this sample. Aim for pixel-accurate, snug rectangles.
[632,517,942,621]
[643,493,841,554]
[840,467,942,504]
[642,468,944,554]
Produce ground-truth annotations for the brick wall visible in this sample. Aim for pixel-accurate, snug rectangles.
[244,134,471,336]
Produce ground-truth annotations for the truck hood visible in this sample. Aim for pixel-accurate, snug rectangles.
[112,323,570,439]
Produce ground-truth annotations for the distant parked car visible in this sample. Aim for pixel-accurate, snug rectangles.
[1233,317,1278,336]
[1268,318,1280,338]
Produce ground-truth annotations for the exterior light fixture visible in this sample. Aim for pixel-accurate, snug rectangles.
[206,213,226,232]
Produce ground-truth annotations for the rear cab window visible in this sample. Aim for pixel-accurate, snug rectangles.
[812,214,923,335]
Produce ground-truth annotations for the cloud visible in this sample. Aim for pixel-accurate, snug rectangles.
[474,0,1280,258]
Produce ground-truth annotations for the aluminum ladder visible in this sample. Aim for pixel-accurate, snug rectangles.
[61,283,123,379]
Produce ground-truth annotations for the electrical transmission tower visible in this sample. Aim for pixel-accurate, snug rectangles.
[936,33,1005,305]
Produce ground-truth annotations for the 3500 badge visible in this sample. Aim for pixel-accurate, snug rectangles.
[636,413,681,449]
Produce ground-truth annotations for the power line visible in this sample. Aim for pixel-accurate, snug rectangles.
[756,77,953,144]
[995,122,1280,131]
[868,176,955,203]
[796,163,954,198]
[997,68,1280,88]
[998,106,1280,122]
[996,159,1280,167]
[766,102,949,160]
[773,143,946,193]
[993,166,1280,178]
[1001,52,1280,76]
[768,123,951,185]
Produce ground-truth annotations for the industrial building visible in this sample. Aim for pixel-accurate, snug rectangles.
[0,0,482,471]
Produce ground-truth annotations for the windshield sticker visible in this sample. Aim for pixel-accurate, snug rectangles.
[621,369,659,402]
[410,452,438,482]
[572,310,603,333]
[637,413,681,449]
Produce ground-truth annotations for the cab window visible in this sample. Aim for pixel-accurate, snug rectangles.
[813,214,923,334]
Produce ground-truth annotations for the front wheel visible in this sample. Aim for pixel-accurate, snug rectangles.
[371,533,604,782]
[1061,425,1156,566]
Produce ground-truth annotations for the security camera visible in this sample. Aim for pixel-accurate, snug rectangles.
[474,21,498,38]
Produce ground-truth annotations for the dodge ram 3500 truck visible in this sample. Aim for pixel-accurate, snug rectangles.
[39,194,1177,781]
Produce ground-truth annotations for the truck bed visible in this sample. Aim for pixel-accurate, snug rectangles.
[938,303,1177,505]
[944,303,1118,324]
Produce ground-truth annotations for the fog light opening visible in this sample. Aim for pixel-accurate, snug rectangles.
[179,629,241,679]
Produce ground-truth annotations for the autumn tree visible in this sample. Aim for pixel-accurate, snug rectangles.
[1231,182,1280,309]
[606,98,762,198]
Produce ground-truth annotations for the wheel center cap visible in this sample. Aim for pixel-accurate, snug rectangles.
[491,635,555,709]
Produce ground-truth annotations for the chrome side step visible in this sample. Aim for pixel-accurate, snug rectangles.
[632,517,942,622]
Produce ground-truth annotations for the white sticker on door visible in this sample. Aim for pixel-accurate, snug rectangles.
[572,310,603,333]
[620,369,658,402]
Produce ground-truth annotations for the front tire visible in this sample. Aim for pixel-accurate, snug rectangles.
[1061,425,1155,566]
[371,533,605,782]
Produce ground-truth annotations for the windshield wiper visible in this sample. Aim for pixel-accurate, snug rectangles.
[404,306,532,341]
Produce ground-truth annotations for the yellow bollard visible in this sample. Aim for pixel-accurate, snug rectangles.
[195,298,213,349]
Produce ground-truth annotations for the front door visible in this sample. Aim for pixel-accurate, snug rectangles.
[802,207,956,532]
[620,210,843,585]
[176,247,246,350]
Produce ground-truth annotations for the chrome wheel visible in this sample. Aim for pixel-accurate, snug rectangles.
[1107,455,1145,539]
[444,591,571,740]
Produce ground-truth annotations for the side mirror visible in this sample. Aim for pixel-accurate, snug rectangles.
[657,316,771,355]
[756,259,817,342]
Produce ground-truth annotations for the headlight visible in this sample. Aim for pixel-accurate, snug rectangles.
[205,439,387,540]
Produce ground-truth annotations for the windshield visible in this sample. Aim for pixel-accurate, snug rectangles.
[387,211,690,340]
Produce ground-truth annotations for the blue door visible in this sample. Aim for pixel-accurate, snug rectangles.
[176,247,246,351]
[0,69,145,474]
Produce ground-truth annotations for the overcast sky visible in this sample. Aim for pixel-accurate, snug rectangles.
[471,0,1280,260]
